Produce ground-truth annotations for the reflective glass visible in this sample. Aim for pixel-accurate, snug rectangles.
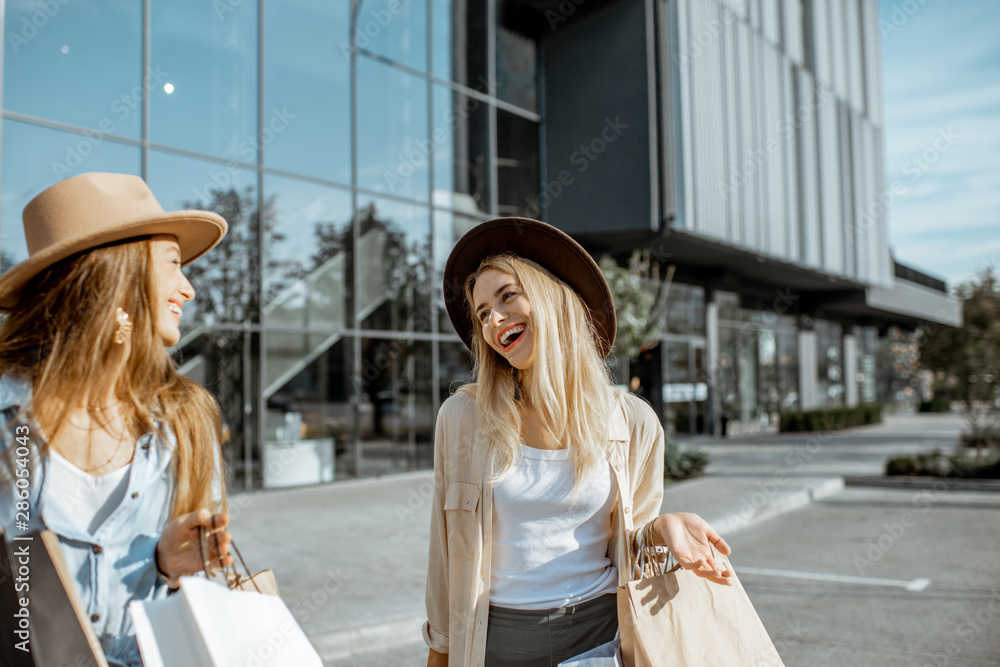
[354,0,427,72]
[150,0,257,160]
[264,336,357,481]
[0,120,139,272]
[3,1,141,137]
[432,85,490,214]
[496,26,536,112]
[262,174,353,330]
[357,196,432,332]
[146,150,259,326]
[264,0,351,183]
[496,110,538,217]
[173,330,259,489]
[433,208,482,333]
[439,341,473,403]
[815,319,844,407]
[432,0,487,92]
[360,338,433,475]
[357,57,429,201]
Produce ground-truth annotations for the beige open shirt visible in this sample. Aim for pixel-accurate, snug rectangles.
[423,387,666,666]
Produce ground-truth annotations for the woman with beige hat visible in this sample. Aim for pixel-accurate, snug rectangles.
[426,218,733,667]
[0,172,233,666]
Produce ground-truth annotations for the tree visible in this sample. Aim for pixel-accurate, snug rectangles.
[917,268,1000,437]
[599,251,675,360]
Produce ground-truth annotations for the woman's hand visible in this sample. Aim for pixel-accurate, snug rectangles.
[155,509,233,588]
[652,512,733,586]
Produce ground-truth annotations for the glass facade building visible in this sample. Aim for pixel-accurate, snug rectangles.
[0,0,962,485]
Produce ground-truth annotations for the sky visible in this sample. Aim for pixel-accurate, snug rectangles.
[878,0,1000,289]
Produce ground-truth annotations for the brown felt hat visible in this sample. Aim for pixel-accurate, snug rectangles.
[443,217,616,358]
[0,172,228,311]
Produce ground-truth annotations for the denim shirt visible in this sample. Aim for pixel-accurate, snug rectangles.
[0,374,174,667]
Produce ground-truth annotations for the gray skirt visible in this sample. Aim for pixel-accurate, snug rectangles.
[484,594,618,667]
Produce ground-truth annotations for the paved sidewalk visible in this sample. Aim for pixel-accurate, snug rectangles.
[232,472,841,663]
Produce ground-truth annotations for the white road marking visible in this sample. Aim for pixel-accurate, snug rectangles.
[738,566,931,592]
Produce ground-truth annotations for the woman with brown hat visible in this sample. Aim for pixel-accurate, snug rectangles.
[0,172,233,666]
[426,218,733,667]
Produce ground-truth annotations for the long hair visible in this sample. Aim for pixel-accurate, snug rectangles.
[462,254,613,484]
[0,239,225,519]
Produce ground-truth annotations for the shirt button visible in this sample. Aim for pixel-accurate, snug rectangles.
[615,464,623,471]
[624,506,630,514]
[132,492,140,499]
[92,545,102,554]
[90,613,100,623]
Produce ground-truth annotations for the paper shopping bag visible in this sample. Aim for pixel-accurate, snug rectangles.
[558,636,624,666]
[617,526,783,667]
[129,576,323,667]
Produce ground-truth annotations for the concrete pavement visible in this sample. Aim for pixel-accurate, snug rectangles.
[227,411,971,664]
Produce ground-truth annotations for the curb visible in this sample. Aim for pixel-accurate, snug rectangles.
[705,477,845,537]
[844,476,1000,493]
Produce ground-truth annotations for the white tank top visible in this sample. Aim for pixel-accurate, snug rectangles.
[490,444,619,610]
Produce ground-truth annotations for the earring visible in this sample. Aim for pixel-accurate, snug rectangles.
[114,307,133,344]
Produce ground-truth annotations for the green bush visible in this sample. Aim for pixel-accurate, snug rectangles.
[946,451,1000,479]
[884,449,1000,479]
[779,405,883,433]
[664,438,709,481]
[918,396,952,413]
[959,429,1000,448]
[885,450,944,476]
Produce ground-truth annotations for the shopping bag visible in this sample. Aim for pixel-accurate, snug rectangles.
[617,525,784,667]
[198,525,281,597]
[558,636,624,666]
[129,576,323,667]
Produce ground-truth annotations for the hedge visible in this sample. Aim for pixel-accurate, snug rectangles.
[779,405,883,433]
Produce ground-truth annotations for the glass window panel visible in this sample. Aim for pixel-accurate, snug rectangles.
[150,0,257,160]
[439,341,473,403]
[432,85,491,214]
[174,329,259,489]
[264,0,350,183]
[147,150,259,326]
[496,26,536,112]
[433,208,483,333]
[360,338,433,475]
[3,1,141,137]
[432,0,487,91]
[815,319,844,407]
[354,0,427,72]
[0,120,139,273]
[357,196,432,333]
[262,175,353,331]
[357,57,429,201]
[264,336,357,482]
[496,109,538,217]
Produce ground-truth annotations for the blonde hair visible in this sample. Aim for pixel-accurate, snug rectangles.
[462,254,613,484]
[0,238,226,519]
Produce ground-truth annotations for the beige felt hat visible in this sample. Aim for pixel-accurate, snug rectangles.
[0,172,227,311]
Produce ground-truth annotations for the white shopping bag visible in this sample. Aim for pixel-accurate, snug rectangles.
[558,636,624,667]
[129,576,323,667]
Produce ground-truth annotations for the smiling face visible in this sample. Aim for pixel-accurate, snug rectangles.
[471,268,534,372]
[149,235,195,347]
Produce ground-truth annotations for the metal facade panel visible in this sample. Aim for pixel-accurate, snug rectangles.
[873,127,892,286]
[830,0,850,101]
[688,0,729,241]
[819,94,844,273]
[783,0,804,65]
[861,0,883,125]
[862,121,880,283]
[840,107,856,278]
[762,42,787,259]
[796,67,822,268]
[781,59,800,260]
[722,16,741,242]
[676,0,695,230]
[845,0,865,113]
[761,0,781,46]
[849,109,868,282]
[810,0,833,89]
[736,20,758,249]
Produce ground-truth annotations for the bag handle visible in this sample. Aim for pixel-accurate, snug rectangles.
[631,521,682,581]
[198,525,263,594]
